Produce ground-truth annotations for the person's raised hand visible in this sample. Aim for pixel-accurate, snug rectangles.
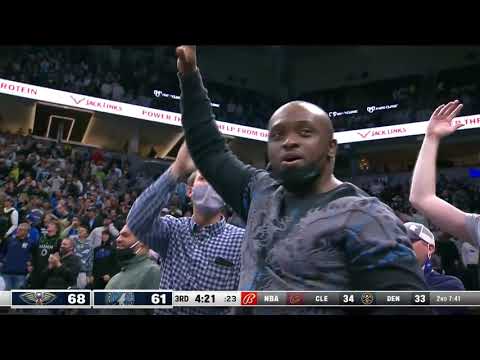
[426,100,464,140]
[171,141,196,180]
[176,46,198,75]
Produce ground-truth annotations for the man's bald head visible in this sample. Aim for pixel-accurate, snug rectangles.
[267,101,338,193]
[269,101,334,139]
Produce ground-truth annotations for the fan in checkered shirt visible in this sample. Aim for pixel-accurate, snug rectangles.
[124,141,245,315]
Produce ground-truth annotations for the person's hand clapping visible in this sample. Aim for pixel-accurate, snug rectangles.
[48,253,61,269]
[426,100,464,140]
[176,46,197,75]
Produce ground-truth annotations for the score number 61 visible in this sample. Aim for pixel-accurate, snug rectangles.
[151,293,168,305]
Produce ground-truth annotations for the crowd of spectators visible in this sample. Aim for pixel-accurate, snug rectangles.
[300,65,480,132]
[0,127,478,292]
[0,47,277,129]
[3,47,478,132]
[355,173,480,290]
[0,130,203,292]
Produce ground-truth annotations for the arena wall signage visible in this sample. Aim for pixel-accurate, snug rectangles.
[328,109,358,118]
[1,78,479,145]
[153,89,220,108]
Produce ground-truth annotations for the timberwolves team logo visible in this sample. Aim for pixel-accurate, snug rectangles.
[361,293,374,305]
[19,292,57,305]
[105,292,136,305]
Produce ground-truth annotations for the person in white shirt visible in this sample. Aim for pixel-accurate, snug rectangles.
[410,100,480,249]
[48,171,65,193]
[87,217,120,249]
[73,176,83,195]
[2,198,18,240]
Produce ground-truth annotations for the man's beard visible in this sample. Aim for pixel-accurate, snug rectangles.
[274,163,323,193]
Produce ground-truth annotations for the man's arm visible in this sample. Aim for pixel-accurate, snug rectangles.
[176,46,258,221]
[126,167,182,258]
[5,210,18,238]
[409,101,474,244]
[60,224,72,239]
[108,223,119,238]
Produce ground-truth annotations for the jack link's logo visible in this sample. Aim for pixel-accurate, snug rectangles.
[19,292,57,305]
[241,292,257,305]
[70,95,85,105]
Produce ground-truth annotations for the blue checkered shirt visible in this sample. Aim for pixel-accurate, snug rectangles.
[127,168,245,314]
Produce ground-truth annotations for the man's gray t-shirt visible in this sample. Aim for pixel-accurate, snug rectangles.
[466,214,480,247]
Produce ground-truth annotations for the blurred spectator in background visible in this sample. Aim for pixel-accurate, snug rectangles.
[30,222,61,288]
[461,241,479,290]
[74,226,93,289]
[82,206,103,232]
[92,229,119,289]
[60,216,81,240]
[1,197,18,240]
[405,222,464,290]
[111,75,125,101]
[405,222,466,315]
[0,223,33,289]
[88,217,119,249]
[105,225,160,290]
[435,231,465,279]
[38,238,81,289]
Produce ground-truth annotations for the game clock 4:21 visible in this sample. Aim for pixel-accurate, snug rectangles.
[195,293,216,304]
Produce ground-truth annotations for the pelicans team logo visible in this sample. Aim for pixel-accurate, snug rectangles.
[19,292,57,305]
[105,292,136,306]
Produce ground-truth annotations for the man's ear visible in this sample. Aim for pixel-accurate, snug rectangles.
[186,185,193,199]
[328,139,337,160]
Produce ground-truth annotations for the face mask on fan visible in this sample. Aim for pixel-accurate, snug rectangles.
[191,184,225,216]
[116,240,140,264]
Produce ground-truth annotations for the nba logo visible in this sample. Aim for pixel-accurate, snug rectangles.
[241,292,257,305]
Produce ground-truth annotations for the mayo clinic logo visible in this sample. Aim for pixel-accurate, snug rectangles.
[367,104,399,113]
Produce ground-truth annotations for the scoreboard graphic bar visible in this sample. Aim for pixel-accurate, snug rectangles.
[11,290,91,309]
[173,291,241,306]
[241,291,480,306]
[93,290,173,309]
[4,291,480,309]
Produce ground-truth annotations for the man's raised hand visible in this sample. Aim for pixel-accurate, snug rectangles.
[176,46,198,75]
[426,100,464,140]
